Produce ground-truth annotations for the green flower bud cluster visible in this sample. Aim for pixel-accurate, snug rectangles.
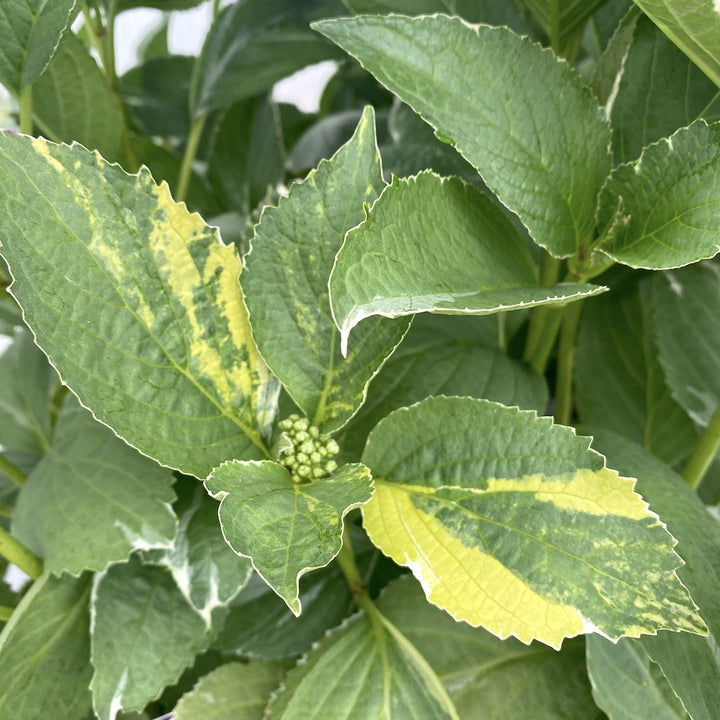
[276,414,340,482]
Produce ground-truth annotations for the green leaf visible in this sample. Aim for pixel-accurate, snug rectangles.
[0,327,54,457]
[90,555,211,720]
[245,106,409,430]
[631,0,720,89]
[174,660,287,720]
[33,31,124,161]
[575,282,698,466]
[0,572,92,720]
[314,15,612,257]
[205,460,373,614]
[597,120,720,268]
[12,399,176,575]
[213,566,351,660]
[0,133,280,479]
[586,429,720,720]
[268,610,459,720]
[521,0,608,45]
[0,0,78,90]
[648,262,720,427]
[330,172,606,354]
[378,576,599,719]
[586,635,689,720]
[609,14,720,164]
[190,0,346,116]
[144,477,252,625]
[337,314,548,461]
[361,396,705,649]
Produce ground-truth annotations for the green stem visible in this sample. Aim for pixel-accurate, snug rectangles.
[523,254,560,366]
[682,402,720,491]
[0,526,42,580]
[176,114,207,203]
[104,0,119,91]
[554,299,583,425]
[526,306,564,375]
[335,526,375,615]
[0,454,26,487]
[19,84,33,135]
[212,0,222,18]
[0,605,13,621]
[82,5,107,70]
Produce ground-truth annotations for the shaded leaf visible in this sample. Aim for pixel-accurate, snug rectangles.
[521,0,608,46]
[314,15,612,257]
[12,399,177,575]
[361,396,705,648]
[246,106,409,430]
[330,172,606,353]
[0,572,92,720]
[90,556,211,720]
[206,460,373,614]
[0,133,279,479]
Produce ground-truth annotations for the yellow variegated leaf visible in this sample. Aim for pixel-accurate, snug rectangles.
[361,397,706,649]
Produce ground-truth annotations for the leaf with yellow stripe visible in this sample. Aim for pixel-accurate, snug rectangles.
[0,133,280,478]
[360,397,706,649]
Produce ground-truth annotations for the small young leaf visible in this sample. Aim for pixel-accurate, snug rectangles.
[0,0,78,90]
[268,611,459,719]
[245,106,409,431]
[648,262,720,427]
[314,15,612,257]
[12,399,177,576]
[597,120,720,269]
[361,396,706,649]
[330,172,606,353]
[0,133,279,478]
[0,572,93,720]
[90,556,211,720]
[174,660,287,720]
[205,460,373,615]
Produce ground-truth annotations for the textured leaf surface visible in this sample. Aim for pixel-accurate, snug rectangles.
[330,173,605,353]
[0,327,54,457]
[609,14,720,164]
[314,15,612,257]
[12,399,176,575]
[575,283,698,466]
[214,567,350,660]
[140,477,252,626]
[90,556,211,720]
[175,660,287,720]
[33,31,124,161]
[0,572,92,720]
[521,0,608,43]
[631,0,720,88]
[190,0,345,115]
[597,120,720,268]
[587,429,720,720]
[361,396,705,648]
[268,611,459,719]
[0,0,78,89]
[206,460,373,614]
[378,576,598,719]
[0,133,279,478]
[337,314,547,461]
[648,262,720,427]
[587,636,688,720]
[246,106,409,431]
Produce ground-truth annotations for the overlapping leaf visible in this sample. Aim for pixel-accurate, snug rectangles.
[205,460,373,614]
[12,399,177,576]
[0,133,279,478]
[648,262,720,427]
[314,14,612,257]
[90,556,211,720]
[361,396,705,649]
[0,0,78,90]
[521,0,608,46]
[597,120,720,269]
[0,572,93,720]
[245,106,409,430]
[330,172,606,353]
[631,0,720,88]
